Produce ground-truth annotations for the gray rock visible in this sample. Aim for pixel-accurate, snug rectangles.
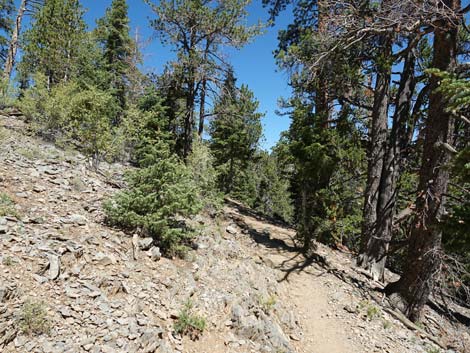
[33,185,46,193]
[226,225,238,235]
[158,340,174,353]
[94,252,117,266]
[139,237,154,251]
[0,284,17,302]
[68,214,87,226]
[149,246,161,261]
[47,254,61,280]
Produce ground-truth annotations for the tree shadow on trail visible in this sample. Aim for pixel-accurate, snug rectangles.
[276,252,330,283]
[226,199,378,296]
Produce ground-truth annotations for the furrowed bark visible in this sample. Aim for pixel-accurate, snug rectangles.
[384,0,460,321]
[359,47,416,282]
[358,35,392,279]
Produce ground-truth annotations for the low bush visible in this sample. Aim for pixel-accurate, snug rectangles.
[18,300,51,336]
[174,300,206,339]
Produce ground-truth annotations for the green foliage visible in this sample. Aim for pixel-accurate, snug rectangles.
[0,192,19,218]
[19,0,87,86]
[95,0,133,112]
[358,300,381,321]
[147,0,262,157]
[174,300,206,339]
[2,255,14,266]
[0,0,14,68]
[187,138,223,213]
[18,300,51,336]
[104,109,201,255]
[0,76,17,108]
[210,72,263,194]
[259,294,277,313]
[284,99,365,250]
[425,346,441,353]
[19,76,121,165]
[429,69,470,114]
[253,151,294,223]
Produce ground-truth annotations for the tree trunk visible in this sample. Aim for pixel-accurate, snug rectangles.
[198,78,206,138]
[384,0,460,322]
[3,0,27,81]
[358,36,392,277]
[360,48,416,282]
[315,0,329,128]
[183,88,195,159]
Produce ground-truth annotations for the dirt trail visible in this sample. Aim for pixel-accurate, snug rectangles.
[225,202,362,353]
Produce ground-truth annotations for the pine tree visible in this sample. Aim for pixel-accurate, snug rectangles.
[146,0,261,158]
[19,0,86,87]
[254,150,294,223]
[95,0,133,114]
[384,0,462,321]
[210,71,263,194]
[0,0,14,71]
[104,102,202,255]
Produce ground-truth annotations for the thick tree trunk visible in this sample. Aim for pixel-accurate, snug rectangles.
[358,36,392,278]
[3,0,27,81]
[360,49,416,282]
[384,0,460,321]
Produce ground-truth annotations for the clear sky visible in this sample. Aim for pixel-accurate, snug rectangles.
[78,0,293,150]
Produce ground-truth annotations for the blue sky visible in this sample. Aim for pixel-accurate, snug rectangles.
[78,0,293,150]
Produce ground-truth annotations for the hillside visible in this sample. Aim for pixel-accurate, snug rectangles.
[0,113,469,353]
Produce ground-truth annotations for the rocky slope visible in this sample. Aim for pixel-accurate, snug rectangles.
[0,113,469,353]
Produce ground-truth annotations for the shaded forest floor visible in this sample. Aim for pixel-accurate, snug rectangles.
[0,113,469,353]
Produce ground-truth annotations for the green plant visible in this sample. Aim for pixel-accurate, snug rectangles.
[259,294,277,313]
[18,300,51,336]
[0,77,18,108]
[17,146,44,160]
[2,256,14,266]
[0,192,19,218]
[382,320,392,330]
[425,345,441,353]
[358,300,381,320]
[104,112,201,255]
[0,126,7,144]
[19,76,121,167]
[366,305,381,320]
[187,138,223,213]
[70,176,86,192]
[174,300,206,340]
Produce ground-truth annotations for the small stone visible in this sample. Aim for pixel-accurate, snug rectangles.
[148,246,161,261]
[139,237,154,251]
[69,214,87,226]
[94,252,116,266]
[290,334,301,341]
[33,185,46,193]
[226,225,238,235]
